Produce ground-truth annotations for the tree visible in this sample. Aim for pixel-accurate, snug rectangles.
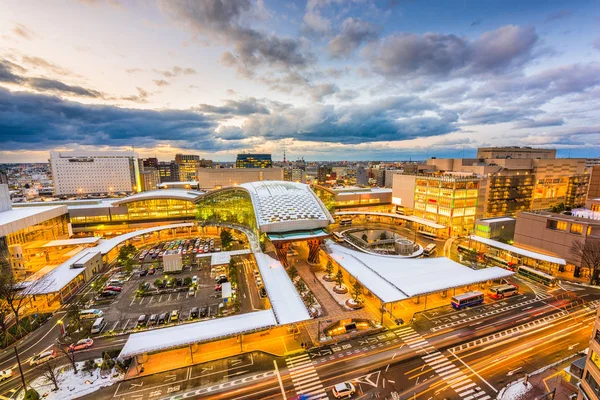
[335,269,344,288]
[295,280,306,295]
[324,260,334,278]
[570,240,600,284]
[153,278,163,289]
[379,232,388,241]
[289,265,298,282]
[0,267,40,336]
[24,389,40,400]
[220,229,233,249]
[82,359,96,376]
[117,244,137,273]
[57,345,78,374]
[305,292,316,309]
[352,280,363,303]
[361,233,368,242]
[65,301,84,334]
[41,360,61,391]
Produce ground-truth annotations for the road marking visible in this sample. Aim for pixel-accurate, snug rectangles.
[507,367,521,376]
[273,361,287,400]
[449,350,498,393]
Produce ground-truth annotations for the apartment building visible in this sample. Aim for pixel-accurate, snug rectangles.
[175,154,199,181]
[157,161,179,183]
[578,305,600,399]
[588,166,600,201]
[50,151,138,195]
[235,153,272,169]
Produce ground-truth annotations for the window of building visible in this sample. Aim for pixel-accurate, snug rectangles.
[547,220,567,231]
[595,329,600,346]
[591,350,600,372]
[586,371,600,397]
[570,223,583,235]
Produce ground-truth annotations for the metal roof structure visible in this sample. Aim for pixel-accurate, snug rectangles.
[0,205,67,237]
[325,241,514,303]
[468,235,566,265]
[335,211,446,230]
[240,181,333,233]
[111,189,203,206]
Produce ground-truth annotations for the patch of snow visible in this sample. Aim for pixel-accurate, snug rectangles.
[498,381,533,400]
[18,360,123,400]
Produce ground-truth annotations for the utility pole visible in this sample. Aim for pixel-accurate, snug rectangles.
[14,345,27,393]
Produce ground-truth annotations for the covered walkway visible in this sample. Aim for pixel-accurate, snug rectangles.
[335,211,447,238]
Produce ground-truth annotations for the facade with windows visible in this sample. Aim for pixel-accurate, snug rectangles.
[578,306,600,400]
[175,154,199,181]
[235,154,272,169]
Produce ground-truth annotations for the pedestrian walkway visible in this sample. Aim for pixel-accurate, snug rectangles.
[285,353,327,399]
[395,326,491,400]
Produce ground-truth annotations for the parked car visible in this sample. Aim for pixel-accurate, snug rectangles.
[69,338,94,351]
[190,307,199,319]
[200,306,208,317]
[147,314,158,326]
[216,276,228,284]
[141,282,150,291]
[259,287,267,298]
[108,279,123,286]
[215,284,222,292]
[30,350,56,366]
[170,310,179,322]
[137,314,148,326]
[0,369,13,382]
[166,279,175,288]
[148,267,155,275]
[192,276,198,285]
[100,290,118,298]
[255,278,263,286]
[104,286,122,292]
[215,274,227,282]
[139,269,148,277]
[332,382,356,399]
[175,277,183,287]
[188,287,196,297]
[158,313,168,325]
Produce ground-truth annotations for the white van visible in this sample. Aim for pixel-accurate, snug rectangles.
[90,317,106,334]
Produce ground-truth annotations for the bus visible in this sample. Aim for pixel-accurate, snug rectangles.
[333,232,345,243]
[489,284,519,299]
[79,309,104,320]
[483,254,515,270]
[423,243,437,257]
[339,218,353,226]
[90,317,106,334]
[451,291,484,309]
[418,231,438,239]
[457,244,477,254]
[517,266,558,287]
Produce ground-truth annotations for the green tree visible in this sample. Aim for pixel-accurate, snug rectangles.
[324,260,334,277]
[184,276,192,286]
[220,229,233,249]
[379,232,388,241]
[335,269,344,288]
[153,278,163,288]
[361,233,368,242]
[117,244,137,273]
[24,389,40,400]
[352,280,363,303]
[295,280,306,294]
[305,292,316,309]
[289,265,298,281]
[82,359,96,376]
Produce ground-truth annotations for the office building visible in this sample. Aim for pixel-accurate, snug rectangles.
[195,167,283,190]
[236,154,272,169]
[158,161,179,183]
[356,166,368,186]
[474,217,516,241]
[578,305,600,400]
[0,170,7,185]
[175,154,199,181]
[317,165,333,184]
[477,146,556,160]
[589,166,600,201]
[140,169,160,191]
[140,157,159,170]
[283,167,306,183]
[50,151,138,195]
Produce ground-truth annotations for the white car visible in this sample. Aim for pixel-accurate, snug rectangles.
[0,369,12,381]
[332,382,356,398]
[30,350,56,366]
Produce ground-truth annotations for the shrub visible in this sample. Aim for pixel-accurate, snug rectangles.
[24,389,40,400]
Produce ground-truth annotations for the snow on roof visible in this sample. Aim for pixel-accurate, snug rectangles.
[42,237,101,247]
[254,252,311,325]
[111,189,203,206]
[468,236,566,265]
[28,223,194,295]
[336,188,392,196]
[335,211,446,230]
[478,217,515,223]
[210,249,251,266]
[0,205,67,237]
[240,181,333,233]
[325,241,514,302]
[118,309,277,358]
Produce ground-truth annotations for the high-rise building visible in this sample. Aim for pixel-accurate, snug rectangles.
[140,169,160,191]
[175,154,200,181]
[49,151,138,195]
[356,166,368,186]
[236,154,272,169]
[587,166,600,201]
[140,157,159,170]
[317,165,332,184]
[283,167,306,183]
[577,305,600,400]
[158,161,179,183]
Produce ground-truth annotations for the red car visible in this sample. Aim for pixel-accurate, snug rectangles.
[69,338,94,351]
[148,268,155,275]
[104,286,122,292]
[215,284,222,292]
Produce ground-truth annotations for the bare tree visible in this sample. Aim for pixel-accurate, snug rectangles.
[57,344,78,374]
[0,270,31,335]
[570,240,600,285]
[41,360,61,391]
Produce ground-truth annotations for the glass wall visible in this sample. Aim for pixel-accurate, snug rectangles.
[125,199,196,221]
[6,214,70,246]
[312,187,336,214]
[195,189,257,230]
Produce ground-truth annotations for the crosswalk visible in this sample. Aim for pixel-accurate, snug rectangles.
[285,353,327,399]
[395,326,491,400]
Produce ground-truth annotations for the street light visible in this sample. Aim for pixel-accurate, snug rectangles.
[57,319,65,336]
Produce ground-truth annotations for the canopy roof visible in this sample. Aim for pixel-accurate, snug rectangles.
[111,189,203,205]
[335,211,446,230]
[468,235,566,265]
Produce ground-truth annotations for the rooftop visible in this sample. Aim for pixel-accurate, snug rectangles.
[0,205,67,237]
[335,211,446,230]
[111,189,204,206]
[468,235,566,265]
[325,241,514,303]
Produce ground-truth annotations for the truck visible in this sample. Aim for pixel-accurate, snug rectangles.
[163,250,183,273]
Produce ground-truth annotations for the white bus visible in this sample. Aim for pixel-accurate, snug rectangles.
[451,291,484,309]
[79,309,104,320]
[423,243,437,257]
[333,232,345,243]
[489,284,519,299]
[339,218,353,226]
[90,317,106,334]
[517,266,558,287]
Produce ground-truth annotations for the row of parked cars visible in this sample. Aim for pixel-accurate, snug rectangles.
[138,237,220,261]
[136,305,210,328]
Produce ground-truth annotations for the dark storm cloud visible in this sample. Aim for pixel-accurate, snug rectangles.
[364,25,538,78]
[27,77,102,98]
[158,0,311,74]
[0,59,24,84]
[328,18,379,58]
[195,98,270,116]
[0,88,216,151]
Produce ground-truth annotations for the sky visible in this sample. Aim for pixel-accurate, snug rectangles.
[1,0,599,163]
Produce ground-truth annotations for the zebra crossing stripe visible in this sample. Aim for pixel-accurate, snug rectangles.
[286,355,325,398]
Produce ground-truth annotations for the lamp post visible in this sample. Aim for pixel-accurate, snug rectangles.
[57,319,65,336]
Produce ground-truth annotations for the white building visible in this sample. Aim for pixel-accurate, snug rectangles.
[50,151,139,196]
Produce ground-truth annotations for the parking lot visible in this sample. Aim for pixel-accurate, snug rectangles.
[89,235,250,334]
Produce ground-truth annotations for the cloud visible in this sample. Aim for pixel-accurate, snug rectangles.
[158,0,311,75]
[153,79,170,87]
[21,56,73,76]
[0,59,24,84]
[309,83,339,101]
[544,10,572,23]
[121,87,151,103]
[26,78,103,97]
[125,68,143,74]
[594,36,600,51]
[513,117,565,129]
[470,19,482,27]
[460,107,542,125]
[0,87,217,151]
[335,89,359,101]
[195,98,270,116]
[364,25,538,78]
[328,18,379,58]
[155,66,197,78]
[13,24,34,40]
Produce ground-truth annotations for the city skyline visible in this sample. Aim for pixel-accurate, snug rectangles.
[1,0,600,162]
